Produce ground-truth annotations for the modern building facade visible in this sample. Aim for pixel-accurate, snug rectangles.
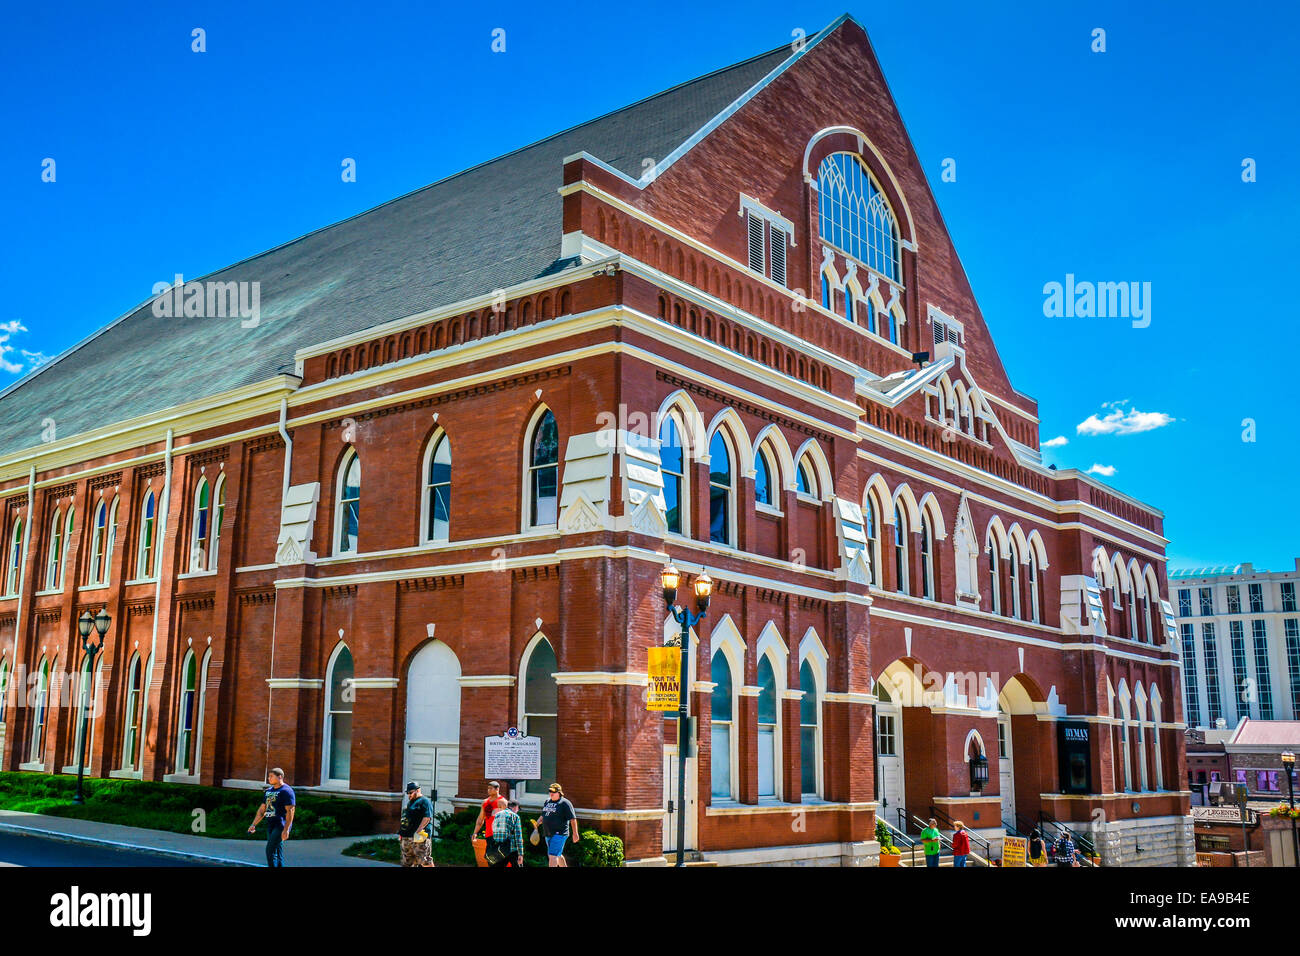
[0,15,1191,865]
[1172,561,1300,730]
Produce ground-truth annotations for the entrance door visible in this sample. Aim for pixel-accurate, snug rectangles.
[875,704,904,822]
[403,640,461,817]
[663,745,698,854]
[998,715,1015,828]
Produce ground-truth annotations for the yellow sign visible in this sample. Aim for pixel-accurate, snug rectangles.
[1001,836,1027,867]
[647,646,681,712]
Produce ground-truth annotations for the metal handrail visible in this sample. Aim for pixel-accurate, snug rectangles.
[1033,811,1097,866]
[929,804,993,861]
[897,808,990,866]
[877,815,919,867]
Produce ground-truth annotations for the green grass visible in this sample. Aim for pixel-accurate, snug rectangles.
[0,771,374,840]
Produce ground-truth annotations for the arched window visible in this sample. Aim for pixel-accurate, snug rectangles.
[799,659,820,796]
[754,446,775,508]
[710,650,735,799]
[987,540,1001,615]
[122,654,143,769]
[659,415,686,534]
[137,490,157,579]
[88,501,107,585]
[71,654,93,768]
[86,655,104,772]
[336,450,361,554]
[883,307,897,344]
[0,657,8,724]
[1142,592,1154,643]
[521,637,558,796]
[6,518,23,595]
[176,651,199,775]
[190,478,210,572]
[864,494,880,587]
[324,645,354,786]
[1028,551,1042,623]
[708,430,733,545]
[1008,540,1022,619]
[817,152,901,281]
[820,273,831,310]
[209,477,225,570]
[527,410,559,528]
[866,297,877,335]
[893,506,909,595]
[757,656,779,799]
[44,508,63,590]
[843,285,854,323]
[424,434,452,542]
[795,458,817,498]
[1127,587,1139,641]
[29,657,50,762]
[920,513,935,601]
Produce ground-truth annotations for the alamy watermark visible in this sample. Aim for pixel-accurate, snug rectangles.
[1043,274,1151,328]
[151,273,261,328]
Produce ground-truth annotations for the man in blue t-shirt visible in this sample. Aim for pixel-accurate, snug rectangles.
[249,768,296,867]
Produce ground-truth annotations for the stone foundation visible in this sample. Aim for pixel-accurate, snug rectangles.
[1082,814,1195,867]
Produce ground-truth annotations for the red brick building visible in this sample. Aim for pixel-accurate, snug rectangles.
[0,14,1191,865]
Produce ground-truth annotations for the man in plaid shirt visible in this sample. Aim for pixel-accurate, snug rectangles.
[490,799,525,868]
[1051,832,1078,867]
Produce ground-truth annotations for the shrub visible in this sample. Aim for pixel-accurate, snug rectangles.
[874,819,894,851]
[574,828,624,867]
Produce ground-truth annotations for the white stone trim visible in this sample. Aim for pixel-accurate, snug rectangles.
[266,678,323,689]
[552,671,650,686]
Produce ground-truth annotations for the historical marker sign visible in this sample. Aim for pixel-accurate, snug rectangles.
[484,727,541,780]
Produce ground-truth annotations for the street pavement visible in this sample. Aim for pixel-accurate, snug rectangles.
[0,830,217,867]
[0,809,394,867]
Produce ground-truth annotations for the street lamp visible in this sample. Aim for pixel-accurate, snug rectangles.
[661,562,712,868]
[73,608,111,805]
[1283,751,1299,867]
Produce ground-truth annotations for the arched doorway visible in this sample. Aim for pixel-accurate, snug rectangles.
[874,679,905,818]
[404,640,461,816]
[997,674,1046,830]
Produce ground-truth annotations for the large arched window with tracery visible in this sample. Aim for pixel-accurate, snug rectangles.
[817,152,902,282]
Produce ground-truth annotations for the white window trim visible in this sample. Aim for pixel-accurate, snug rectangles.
[334,449,361,556]
[322,642,353,788]
[517,632,558,800]
[419,429,452,545]
[521,406,559,533]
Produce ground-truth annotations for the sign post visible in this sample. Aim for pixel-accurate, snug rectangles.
[1000,835,1027,867]
[647,646,681,712]
[485,727,542,800]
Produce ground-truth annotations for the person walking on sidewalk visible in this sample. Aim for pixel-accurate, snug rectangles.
[398,781,434,868]
[533,783,579,867]
[920,817,942,868]
[951,820,971,868]
[489,800,525,869]
[248,768,296,867]
[472,781,508,868]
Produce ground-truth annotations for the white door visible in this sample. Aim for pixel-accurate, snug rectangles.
[404,640,461,817]
[998,715,1015,828]
[663,745,697,853]
[876,705,904,825]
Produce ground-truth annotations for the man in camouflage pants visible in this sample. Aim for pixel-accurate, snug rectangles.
[399,781,434,867]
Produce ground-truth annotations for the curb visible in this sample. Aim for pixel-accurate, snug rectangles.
[0,822,258,867]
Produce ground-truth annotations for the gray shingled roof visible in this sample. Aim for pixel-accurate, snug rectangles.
[0,43,794,459]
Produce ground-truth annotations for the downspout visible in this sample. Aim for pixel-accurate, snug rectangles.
[265,398,293,777]
[4,466,35,754]
[141,429,173,776]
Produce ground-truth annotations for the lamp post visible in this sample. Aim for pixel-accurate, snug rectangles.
[73,608,111,805]
[661,562,712,868]
[1283,751,1299,867]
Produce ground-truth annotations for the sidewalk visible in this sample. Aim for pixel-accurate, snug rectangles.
[0,810,395,867]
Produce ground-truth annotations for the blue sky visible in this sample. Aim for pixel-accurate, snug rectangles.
[1,1,1296,569]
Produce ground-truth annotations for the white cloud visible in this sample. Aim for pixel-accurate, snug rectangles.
[1087,463,1117,477]
[1043,435,1068,447]
[0,321,44,376]
[1076,400,1173,436]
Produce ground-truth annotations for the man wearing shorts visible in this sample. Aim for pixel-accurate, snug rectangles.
[398,781,434,867]
[472,780,507,867]
[535,782,578,867]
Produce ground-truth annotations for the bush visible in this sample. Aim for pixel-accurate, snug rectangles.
[0,771,374,839]
[574,828,624,867]
[874,818,894,851]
